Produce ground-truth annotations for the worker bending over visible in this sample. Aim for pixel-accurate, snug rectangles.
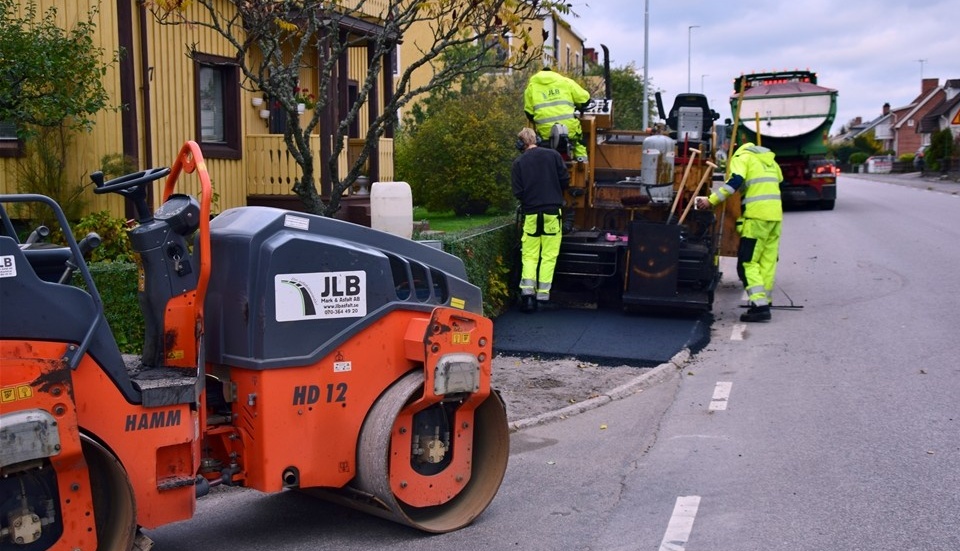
[696,143,783,322]
[524,66,591,161]
[512,127,570,312]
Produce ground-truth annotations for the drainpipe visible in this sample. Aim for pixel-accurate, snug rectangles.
[137,1,155,212]
[138,1,153,169]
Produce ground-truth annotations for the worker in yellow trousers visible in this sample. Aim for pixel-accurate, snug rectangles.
[511,127,570,312]
[696,143,783,322]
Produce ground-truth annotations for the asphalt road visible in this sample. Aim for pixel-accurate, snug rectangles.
[587,172,960,551]
[145,172,960,550]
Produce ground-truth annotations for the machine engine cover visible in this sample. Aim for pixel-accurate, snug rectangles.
[203,207,483,370]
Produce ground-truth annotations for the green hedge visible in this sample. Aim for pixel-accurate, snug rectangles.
[82,262,143,354]
[849,152,869,165]
[434,218,518,318]
[85,222,519,353]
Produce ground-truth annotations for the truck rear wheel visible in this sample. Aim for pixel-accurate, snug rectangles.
[353,370,509,533]
[820,199,835,210]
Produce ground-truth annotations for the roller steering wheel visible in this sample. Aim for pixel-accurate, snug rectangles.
[92,167,170,194]
[91,167,171,223]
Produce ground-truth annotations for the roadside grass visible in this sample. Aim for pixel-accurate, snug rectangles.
[413,206,515,233]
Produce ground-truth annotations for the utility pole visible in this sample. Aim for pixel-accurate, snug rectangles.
[687,25,699,92]
[642,0,650,131]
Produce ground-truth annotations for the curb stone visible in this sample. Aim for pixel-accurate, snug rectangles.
[507,348,690,432]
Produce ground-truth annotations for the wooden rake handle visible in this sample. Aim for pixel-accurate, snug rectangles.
[678,161,718,225]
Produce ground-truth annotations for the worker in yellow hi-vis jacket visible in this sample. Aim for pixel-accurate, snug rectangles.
[524,67,590,161]
[696,142,783,322]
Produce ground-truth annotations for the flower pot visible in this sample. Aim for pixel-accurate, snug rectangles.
[297,103,305,115]
[252,97,264,108]
[259,109,271,120]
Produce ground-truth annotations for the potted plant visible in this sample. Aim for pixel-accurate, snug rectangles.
[294,87,316,114]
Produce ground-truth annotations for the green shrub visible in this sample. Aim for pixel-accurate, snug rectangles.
[927,128,954,172]
[849,152,869,165]
[14,127,89,228]
[75,262,143,354]
[73,210,134,262]
[396,79,526,216]
[438,221,518,317]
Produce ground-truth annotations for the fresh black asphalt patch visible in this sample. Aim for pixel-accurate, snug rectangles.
[493,306,712,366]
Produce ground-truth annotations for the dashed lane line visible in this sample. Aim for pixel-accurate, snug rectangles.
[658,495,701,551]
[709,381,733,411]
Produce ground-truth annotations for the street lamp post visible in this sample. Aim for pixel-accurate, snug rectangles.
[688,25,699,92]
[642,0,649,131]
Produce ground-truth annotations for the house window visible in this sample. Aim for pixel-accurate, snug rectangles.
[199,68,225,141]
[194,54,241,160]
[0,120,22,158]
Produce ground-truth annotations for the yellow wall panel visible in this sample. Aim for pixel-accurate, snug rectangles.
[3,0,418,217]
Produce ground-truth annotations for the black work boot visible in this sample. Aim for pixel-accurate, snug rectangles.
[520,295,536,313]
[740,304,771,322]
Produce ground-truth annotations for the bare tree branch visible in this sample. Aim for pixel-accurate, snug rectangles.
[151,0,568,216]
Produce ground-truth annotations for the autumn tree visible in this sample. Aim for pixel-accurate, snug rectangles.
[0,0,117,223]
[395,61,530,215]
[153,0,569,216]
[585,62,656,132]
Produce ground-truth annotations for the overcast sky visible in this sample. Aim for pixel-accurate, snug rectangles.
[570,0,958,134]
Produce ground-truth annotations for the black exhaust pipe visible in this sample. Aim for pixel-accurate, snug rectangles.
[601,44,611,100]
[655,91,667,121]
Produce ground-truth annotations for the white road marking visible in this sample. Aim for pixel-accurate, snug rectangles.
[730,324,746,341]
[658,495,701,551]
[709,381,733,411]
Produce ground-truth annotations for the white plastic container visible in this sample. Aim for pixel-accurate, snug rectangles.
[641,135,677,203]
[370,181,413,239]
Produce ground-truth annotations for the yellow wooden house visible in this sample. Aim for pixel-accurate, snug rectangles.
[1,1,586,220]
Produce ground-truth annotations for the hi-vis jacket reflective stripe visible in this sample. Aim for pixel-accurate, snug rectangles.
[524,70,590,130]
[708,143,783,221]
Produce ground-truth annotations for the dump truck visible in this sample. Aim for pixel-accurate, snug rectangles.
[541,46,734,312]
[0,142,510,550]
[731,70,839,210]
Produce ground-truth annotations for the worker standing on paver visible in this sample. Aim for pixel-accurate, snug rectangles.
[696,142,783,322]
[524,66,591,161]
[512,127,570,312]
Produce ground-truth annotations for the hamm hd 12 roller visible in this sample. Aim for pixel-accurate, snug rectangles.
[0,142,509,550]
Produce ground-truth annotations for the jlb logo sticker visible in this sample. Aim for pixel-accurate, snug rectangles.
[275,271,366,321]
[0,255,17,278]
